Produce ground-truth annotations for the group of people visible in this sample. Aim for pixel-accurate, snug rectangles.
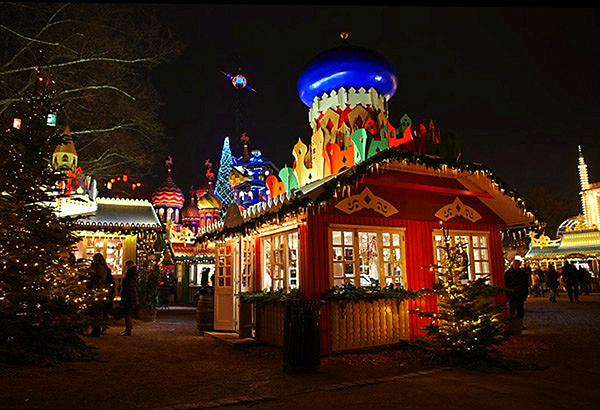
[505,257,595,326]
[87,253,139,337]
[523,260,592,302]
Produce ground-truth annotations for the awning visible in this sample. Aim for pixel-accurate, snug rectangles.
[74,197,162,231]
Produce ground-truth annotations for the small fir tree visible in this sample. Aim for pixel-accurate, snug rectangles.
[416,227,506,365]
[0,73,102,366]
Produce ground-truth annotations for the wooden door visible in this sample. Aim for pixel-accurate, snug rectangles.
[214,241,234,331]
[236,237,254,337]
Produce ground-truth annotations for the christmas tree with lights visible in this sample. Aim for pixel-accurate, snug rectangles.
[214,136,235,220]
[0,73,101,366]
[416,226,506,366]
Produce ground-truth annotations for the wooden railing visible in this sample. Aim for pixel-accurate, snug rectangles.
[254,298,410,352]
[255,303,285,347]
[329,299,410,352]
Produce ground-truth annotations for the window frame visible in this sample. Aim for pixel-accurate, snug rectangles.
[329,224,407,289]
[260,228,300,292]
[432,229,491,283]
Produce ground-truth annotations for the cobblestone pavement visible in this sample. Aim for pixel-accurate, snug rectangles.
[1,293,599,410]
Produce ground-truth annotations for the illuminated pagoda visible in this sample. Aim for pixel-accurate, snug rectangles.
[151,156,185,224]
[229,133,279,209]
[155,158,220,303]
[526,146,600,276]
[51,129,162,295]
[197,33,537,353]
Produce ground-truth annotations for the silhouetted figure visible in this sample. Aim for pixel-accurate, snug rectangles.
[88,253,110,337]
[200,267,210,295]
[562,261,579,302]
[505,257,529,324]
[120,260,139,336]
[577,266,591,295]
[545,264,560,303]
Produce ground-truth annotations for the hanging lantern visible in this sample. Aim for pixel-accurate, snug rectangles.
[13,118,21,129]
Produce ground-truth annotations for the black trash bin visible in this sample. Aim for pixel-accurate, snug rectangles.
[283,299,322,372]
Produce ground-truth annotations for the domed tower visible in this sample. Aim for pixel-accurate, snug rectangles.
[52,126,78,173]
[151,156,185,224]
[292,32,400,184]
[195,159,222,228]
[297,32,398,126]
[181,187,200,234]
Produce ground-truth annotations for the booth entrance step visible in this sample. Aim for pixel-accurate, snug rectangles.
[204,331,261,346]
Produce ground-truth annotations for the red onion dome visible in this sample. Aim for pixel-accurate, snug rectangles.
[151,169,184,208]
[181,197,200,220]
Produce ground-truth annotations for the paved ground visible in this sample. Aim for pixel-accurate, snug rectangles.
[1,292,599,410]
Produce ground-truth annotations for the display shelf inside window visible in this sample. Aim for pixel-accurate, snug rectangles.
[241,238,254,290]
[359,232,379,286]
[287,231,299,289]
[382,232,404,288]
[332,229,356,286]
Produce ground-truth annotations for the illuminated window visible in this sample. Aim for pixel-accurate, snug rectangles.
[433,230,490,282]
[261,230,299,291]
[241,237,254,291]
[215,244,232,288]
[75,236,124,275]
[330,227,406,288]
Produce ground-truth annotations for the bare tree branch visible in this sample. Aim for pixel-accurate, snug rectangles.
[0,2,183,182]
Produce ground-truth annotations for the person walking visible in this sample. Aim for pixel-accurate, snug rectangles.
[534,264,546,297]
[577,266,591,295]
[120,260,139,336]
[88,253,110,337]
[531,268,541,297]
[562,261,579,302]
[546,263,560,303]
[199,267,210,295]
[505,257,529,327]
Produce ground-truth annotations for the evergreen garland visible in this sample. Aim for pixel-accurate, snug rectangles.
[196,145,542,244]
[238,288,302,306]
[324,280,424,302]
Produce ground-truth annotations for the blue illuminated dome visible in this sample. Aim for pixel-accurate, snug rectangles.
[297,39,398,107]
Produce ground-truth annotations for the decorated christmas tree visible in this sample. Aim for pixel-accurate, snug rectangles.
[214,136,236,220]
[0,73,101,366]
[415,226,506,365]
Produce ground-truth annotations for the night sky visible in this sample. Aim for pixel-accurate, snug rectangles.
[147,6,600,217]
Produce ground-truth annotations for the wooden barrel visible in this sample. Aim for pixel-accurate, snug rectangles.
[196,294,214,334]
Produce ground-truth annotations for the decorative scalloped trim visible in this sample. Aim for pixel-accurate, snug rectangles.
[96,197,154,206]
[308,87,387,127]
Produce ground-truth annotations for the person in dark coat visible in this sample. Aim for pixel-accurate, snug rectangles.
[562,261,579,302]
[120,260,139,336]
[88,253,110,337]
[200,267,210,295]
[545,263,560,303]
[504,257,529,324]
[577,266,591,295]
